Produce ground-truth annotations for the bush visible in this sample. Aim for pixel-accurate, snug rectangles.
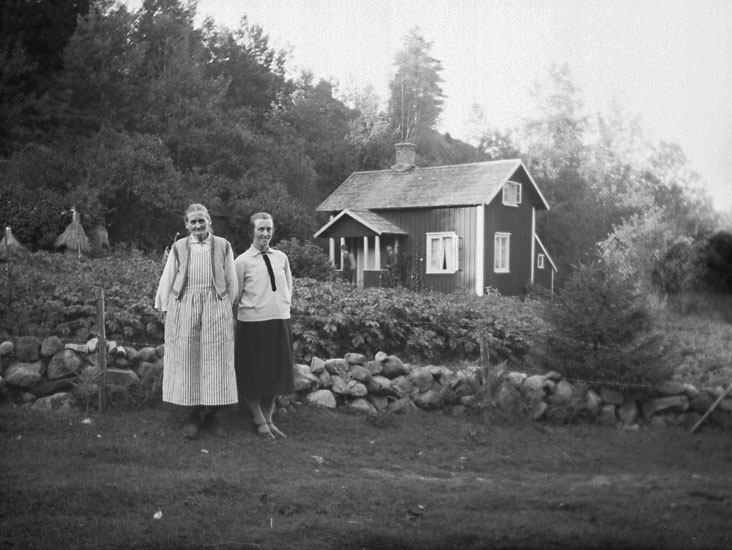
[291,278,536,364]
[274,238,334,281]
[541,263,673,387]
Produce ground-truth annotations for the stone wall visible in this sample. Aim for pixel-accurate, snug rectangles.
[1,335,731,431]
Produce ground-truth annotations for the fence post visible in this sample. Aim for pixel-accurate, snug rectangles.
[96,286,107,412]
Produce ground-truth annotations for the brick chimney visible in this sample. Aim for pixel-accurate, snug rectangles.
[391,142,416,172]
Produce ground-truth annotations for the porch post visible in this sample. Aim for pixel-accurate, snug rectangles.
[329,238,335,266]
[363,236,369,268]
[475,205,485,296]
[374,235,381,269]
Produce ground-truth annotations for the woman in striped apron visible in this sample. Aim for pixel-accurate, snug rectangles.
[155,204,238,439]
[234,212,295,439]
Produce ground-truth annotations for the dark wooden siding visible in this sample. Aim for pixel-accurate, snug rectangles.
[324,217,378,238]
[484,175,536,296]
[374,206,477,294]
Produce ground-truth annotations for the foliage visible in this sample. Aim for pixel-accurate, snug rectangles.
[388,27,444,142]
[0,250,163,344]
[291,278,534,364]
[651,237,706,313]
[274,238,333,281]
[541,262,673,387]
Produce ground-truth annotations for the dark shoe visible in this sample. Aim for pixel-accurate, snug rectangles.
[182,420,200,439]
[203,410,226,438]
[182,409,202,439]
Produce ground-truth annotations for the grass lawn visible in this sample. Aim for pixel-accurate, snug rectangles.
[2,402,732,550]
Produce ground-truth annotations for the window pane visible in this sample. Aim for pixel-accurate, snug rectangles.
[430,238,441,270]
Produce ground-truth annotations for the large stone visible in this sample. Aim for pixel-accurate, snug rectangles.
[346,380,368,397]
[349,365,372,383]
[523,375,546,393]
[413,389,442,410]
[529,400,548,420]
[598,404,617,425]
[367,394,389,411]
[495,380,524,414]
[330,375,350,395]
[618,397,639,425]
[4,361,44,388]
[386,396,418,415]
[408,366,434,393]
[366,375,391,395]
[348,397,377,414]
[306,389,336,408]
[655,381,688,396]
[318,371,333,389]
[548,379,574,406]
[40,336,64,357]
[310,356,326,374]
[324,358,348,377]
[374,351,389,363]
[716,398,732,413]
[47,350,83,379]
[105,367,140,387]
[505,371,526,388]
[64,343,88,353]
[294,366,319,393]
[31,392,78,413]
[641,395,689,421]
[137,362,163,380]
[600,387,624,405]
[0,341,14,356]
[363,360,383,376]
[136,347,157,363]
[381,355,407,378]
[15,336,41,362]
[585,389,602,417]
[389,375,415,398]
[344,353,366,365]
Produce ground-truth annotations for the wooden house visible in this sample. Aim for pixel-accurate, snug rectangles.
[314,143,556,296]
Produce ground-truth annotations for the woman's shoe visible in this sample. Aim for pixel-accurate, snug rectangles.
[267,423,286,439]
[254,422,275,440]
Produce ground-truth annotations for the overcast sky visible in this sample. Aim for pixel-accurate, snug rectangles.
[124,0,732,212]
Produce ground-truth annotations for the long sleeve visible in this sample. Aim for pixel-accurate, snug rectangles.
[284,254,293,300]
[224,243,238,305]
[154,250,179,311]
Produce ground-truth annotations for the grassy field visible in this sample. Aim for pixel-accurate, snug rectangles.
[2,401,732,550]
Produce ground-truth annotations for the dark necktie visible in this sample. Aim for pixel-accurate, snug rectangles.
[262,253,276,291]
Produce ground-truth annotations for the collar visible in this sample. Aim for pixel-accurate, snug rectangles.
[248,244,272,256]
[189,234,212,245]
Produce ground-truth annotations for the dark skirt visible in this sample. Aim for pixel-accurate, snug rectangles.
[235,319,295,398]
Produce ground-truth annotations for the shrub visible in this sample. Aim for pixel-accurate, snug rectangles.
[541,262,673,387]
[274,238,334,281]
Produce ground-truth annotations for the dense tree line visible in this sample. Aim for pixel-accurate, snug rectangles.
[1,1,728,303]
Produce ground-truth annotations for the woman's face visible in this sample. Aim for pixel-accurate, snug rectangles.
[185,210,210,242]
[252,218,273,251]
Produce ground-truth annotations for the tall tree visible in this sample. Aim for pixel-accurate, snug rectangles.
[388,28,444,142]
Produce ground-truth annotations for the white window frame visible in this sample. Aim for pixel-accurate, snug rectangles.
[502,182,522,207]
[537,254,545,269]
[494,232,510,273]
[426,232,459,274]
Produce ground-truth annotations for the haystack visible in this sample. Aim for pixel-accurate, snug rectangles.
[54,207,91,257]
[0,226,27,261]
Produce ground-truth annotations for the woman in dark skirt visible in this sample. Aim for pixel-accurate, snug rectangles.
[234,212,294,439]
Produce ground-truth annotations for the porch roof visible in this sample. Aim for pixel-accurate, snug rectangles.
[313,209,407,239]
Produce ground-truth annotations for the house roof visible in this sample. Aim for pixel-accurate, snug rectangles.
[535,235,558,272]
[313,209,407,239]
[316,159,550,212]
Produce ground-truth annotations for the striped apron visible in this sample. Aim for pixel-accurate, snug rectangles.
[162,242,237,406]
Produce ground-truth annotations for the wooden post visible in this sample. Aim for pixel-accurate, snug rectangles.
[689,382,732,433]
[96,286,107,413]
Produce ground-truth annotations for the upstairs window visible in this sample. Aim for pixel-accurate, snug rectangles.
[502,182,522,207]
[494,233,510,273]
[537,254,545,269]
[426,232,458,274]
